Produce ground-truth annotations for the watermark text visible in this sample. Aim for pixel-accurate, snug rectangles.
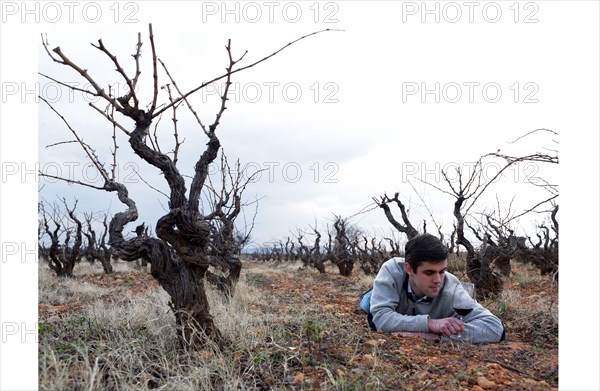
[2,242,38,264]
[1,1,140,24]
[202,81,339,104]
[200,1,340,23]
[401,161,542,184]
[235,161,340,184]
[401,1,539,23]
[401,82,539,103]
[3,161,141,184]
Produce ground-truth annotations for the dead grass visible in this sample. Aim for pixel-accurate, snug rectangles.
[39,265,109,305]
[486,262,558,347]
[39,260,282,390]
[39,258,558,390]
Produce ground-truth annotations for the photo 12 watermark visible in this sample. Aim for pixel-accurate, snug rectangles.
[201,81,340,104]
[401,82,540,103]
[199,1,340,24]
[1,1,140,24]
[401,161,542,185]
[229,161,340,184]
[400,1,539,24]
[2,81,137,104]
[2,242,38,264]
[3,80,340,105]
[2,161,142,184]
[3,160,339,185]
[1,322,38,343]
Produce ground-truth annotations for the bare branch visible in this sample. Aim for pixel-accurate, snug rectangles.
[40,96,110,183]
[128,165,170,200]
[131,32,144,96]
[110,101,119,180]
[373,193,419,239]
[507,128,558,144]
[45,140,79,148]
[149,23,159,115]
[152,29,342,118]
[88,102,130,136]
[407,179,443,235]
[502,195,558,225]
[39,172,106,190]
[39,72,99,97]
[159,59,208,135]
[48,46,125,114]
[90,38,139,109]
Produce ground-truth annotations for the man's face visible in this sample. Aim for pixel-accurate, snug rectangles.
[405,260,448,299]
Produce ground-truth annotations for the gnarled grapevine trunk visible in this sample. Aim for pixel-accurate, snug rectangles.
[106,180,223,349]
[454,196,503,299]
[40,201,83,278]
[40,25,334,350]
[332,216,354,277]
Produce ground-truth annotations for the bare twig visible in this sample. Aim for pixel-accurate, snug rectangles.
[159,59,208,135]
[88,102,130,136]
[149,24,159,115]
[39,72,99,97]
[40,96,110,183]
[128,166,170,199]
[91,39,139,109]
[507,128,558,144]
[39,172,106,190]
[152,29,342,118]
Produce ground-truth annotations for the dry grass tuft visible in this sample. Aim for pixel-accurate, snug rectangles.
[39,258,558,390]
[39,260,282,390]
[482,262,558,346]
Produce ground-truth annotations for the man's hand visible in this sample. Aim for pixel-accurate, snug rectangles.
[428,317,465,336]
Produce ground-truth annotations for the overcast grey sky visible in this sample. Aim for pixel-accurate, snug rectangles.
[1,1,599,389]
[34,2,564,247]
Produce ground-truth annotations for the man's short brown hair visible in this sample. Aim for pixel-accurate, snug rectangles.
[405,233,448,272]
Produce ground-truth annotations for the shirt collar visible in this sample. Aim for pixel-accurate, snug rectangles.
[406,277,433,303]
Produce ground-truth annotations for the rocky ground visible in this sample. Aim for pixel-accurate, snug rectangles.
[39,260,558,390]
[240,261,558,390]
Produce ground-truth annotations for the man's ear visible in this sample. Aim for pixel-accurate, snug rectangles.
[404,262,412,276]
